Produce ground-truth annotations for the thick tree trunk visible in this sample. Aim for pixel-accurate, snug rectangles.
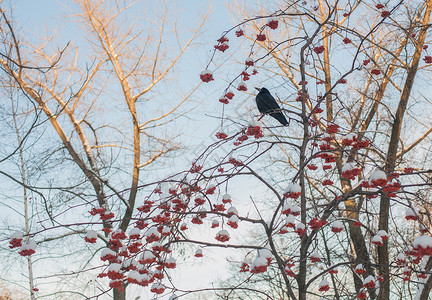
[113,288,126,300]
[419,257,432,300]
[379,3,432,299]
[338,163,376,297]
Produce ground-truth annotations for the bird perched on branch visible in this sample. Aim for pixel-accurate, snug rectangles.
[255,87,288,126]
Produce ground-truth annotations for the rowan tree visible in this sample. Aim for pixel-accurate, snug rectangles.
[74,0,432,299]
[3,0,432,300]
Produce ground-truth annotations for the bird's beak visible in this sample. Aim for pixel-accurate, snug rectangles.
[255,87,261,92]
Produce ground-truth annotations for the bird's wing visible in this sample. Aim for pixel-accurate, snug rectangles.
[256,93,282,114]
[255,93,268,114]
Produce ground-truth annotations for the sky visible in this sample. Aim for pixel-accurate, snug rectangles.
[3,1,426,300]
[3,1,432,299]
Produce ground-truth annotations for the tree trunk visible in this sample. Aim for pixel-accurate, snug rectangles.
[379,3,432,299]
[113,288,126,300]
[419,257,432,300]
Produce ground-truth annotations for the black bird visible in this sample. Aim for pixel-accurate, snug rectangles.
[255,87,288,126]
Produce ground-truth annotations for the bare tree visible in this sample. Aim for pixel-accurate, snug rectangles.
[0,0,206,299]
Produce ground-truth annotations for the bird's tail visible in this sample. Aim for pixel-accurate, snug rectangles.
[271,112,289,126]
